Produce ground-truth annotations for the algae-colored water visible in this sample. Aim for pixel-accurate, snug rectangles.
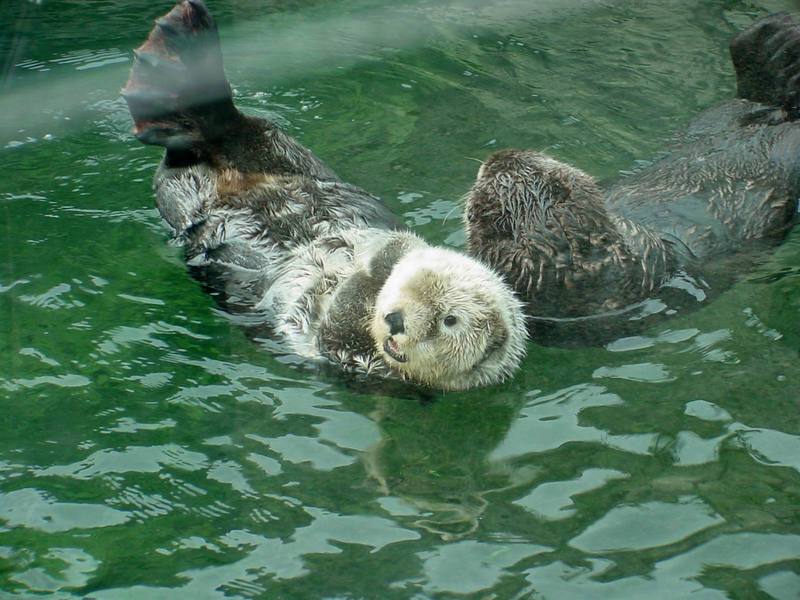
[1,0,799,597]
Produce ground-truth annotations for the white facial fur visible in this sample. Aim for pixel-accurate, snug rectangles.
[371,247,527,390]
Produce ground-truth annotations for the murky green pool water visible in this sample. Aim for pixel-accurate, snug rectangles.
[2,0,800,597]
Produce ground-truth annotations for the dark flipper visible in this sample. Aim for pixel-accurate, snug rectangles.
[121,0,241,151]
[730,13,800,118]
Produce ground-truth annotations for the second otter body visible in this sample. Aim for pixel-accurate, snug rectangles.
[466,14,800,334]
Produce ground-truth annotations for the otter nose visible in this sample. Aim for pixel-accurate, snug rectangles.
[384,311,405,335]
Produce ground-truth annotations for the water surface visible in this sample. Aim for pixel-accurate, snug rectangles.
[2,0,799,597]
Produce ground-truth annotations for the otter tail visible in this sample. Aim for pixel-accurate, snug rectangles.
[121,0,240,152]
[730,13,800,119]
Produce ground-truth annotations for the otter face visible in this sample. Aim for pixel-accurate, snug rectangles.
[371,247,527,390]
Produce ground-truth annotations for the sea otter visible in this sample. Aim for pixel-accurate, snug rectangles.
[124,1,800,387]
[466,14,800,340]
[122,0,526,390]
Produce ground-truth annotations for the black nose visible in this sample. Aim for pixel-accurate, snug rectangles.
[384,311,404,335]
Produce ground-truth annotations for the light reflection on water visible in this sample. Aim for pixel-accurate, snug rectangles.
[2,0,800,597]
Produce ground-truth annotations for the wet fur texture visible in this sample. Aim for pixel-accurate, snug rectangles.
[125,3,800,385]
[123,0,526,390]
[466,14,800,333]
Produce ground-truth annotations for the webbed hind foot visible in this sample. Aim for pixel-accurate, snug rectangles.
[121,0,240,151]
[731,13,800,118]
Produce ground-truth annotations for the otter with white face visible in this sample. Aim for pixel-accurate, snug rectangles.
[123,0,527,390]
[371,248,526,390]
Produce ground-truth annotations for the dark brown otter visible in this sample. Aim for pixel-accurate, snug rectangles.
[466,14,800,343]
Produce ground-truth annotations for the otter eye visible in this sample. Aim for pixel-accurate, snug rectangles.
[443,315,458,327]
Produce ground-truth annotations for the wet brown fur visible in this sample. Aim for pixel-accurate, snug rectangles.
[466,15,800,334]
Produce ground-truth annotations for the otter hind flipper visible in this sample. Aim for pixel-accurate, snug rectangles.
[121,0,240,151]
[730,13,800,118]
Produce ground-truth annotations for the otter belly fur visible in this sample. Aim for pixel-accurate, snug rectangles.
[466,13,800,338]
[123,0,526,390]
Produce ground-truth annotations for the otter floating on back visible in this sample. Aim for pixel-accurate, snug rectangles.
[122,0,526,390]
[466,14,800,341]
[124,2,799,388]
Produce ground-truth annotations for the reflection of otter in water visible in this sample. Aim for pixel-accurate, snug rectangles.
[123,0,526,390]
[467,14,800,341]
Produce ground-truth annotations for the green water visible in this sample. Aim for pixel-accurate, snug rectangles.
[2,0,800,597]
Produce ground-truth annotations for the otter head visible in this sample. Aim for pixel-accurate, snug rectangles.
[371,247,527,390]
[464,149,628,315]
[466,149,605,243]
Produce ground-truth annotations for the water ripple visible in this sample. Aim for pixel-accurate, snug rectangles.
[16,48,129,72]
[593,361,676,383]
[10,547,98,594]
[249,433,355,471]
[524,533,800,598]
[0,488,130,533]
[569,496,724,553]
[2,374,91,392]
[91,510,421,598]
[419,540,551,595]
[513,468,630,520]
[490,384,658,461]
[35,445,209,480]
[2,0,799,596]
